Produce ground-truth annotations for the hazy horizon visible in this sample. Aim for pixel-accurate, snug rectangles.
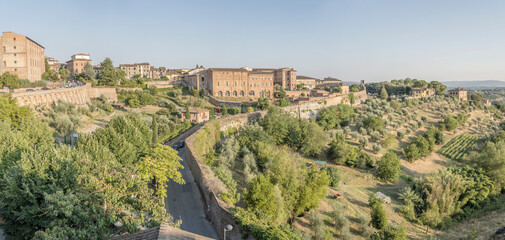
[2,0,505,83]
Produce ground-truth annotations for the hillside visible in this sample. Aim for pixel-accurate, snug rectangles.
[442,80,505,89]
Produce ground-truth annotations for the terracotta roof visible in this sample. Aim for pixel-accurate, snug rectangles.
[208,68,248,72]
[113,223,215,240]
[184,107,209,114]
[297,75,316,80]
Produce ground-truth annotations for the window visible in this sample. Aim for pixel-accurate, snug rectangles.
[14,68,17,71]
[217,81,220,86]
[14,61,17,64]
[3,61,6,66]
[233,91,237,97]
[242,82,245,86]
[234,81,237,86]
[226,81,228,86]
[218,91,223,97]
[249,90,255,96]
[13,46,16,50]
[225,91,230,96]
[13,37,16,41]
[240,91,244,96]
[2,47,5,51]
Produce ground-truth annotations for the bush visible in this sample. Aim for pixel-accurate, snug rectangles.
[322,167,340,188]
[363,116,385,131]
[377,152,401,182]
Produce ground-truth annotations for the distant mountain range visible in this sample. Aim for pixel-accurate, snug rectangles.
[441,80,505,89]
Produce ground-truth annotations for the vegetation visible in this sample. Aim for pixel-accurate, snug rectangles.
[0,104,184,238]
[377,151,401,182]
[439,133,479,161]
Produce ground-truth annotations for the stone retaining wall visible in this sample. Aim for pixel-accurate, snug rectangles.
[11,84,117,108]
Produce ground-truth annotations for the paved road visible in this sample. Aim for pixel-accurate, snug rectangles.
[165,147,218,239]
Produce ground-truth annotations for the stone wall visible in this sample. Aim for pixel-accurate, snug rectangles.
[146,80,183,88]
[87,86,118,101]
[11,83,117,108]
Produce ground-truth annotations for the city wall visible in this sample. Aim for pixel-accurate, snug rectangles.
[146,80,183,88]
[11,84,117,108]
[184,90,367,239]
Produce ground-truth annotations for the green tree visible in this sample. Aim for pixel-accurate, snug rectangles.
[294,169,330,216]
[370,199,387,229]
[152,114,158,145]
[128,98,140,108]
[58,68,70,81]
[349,92,355,105]
[380,86,389,100]
[300,122,328,157]
[0,94,31,127]
[257,97,270,110]
[377,152,401,182]
[363,116,385,131]
[44,58,50,72]
[279,97,290,107]
[0,72,20,88]
[429,81,447,96]
[97,58,121,86]
[244,174,287,226]
[185,106,191,121]
[136,144,184,197]
[350,84,361,92]
[83,62,95,80]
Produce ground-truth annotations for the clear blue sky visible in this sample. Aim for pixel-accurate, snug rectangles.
[2,0,505,82]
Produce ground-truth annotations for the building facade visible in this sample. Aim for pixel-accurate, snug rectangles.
[181,107,210,123]
[203,68,275,99]
[45,57,62,71]
[316,77,343,90]
[295,76,317,89]
[66,54,91,75]
[410,87,435,98]
[448,88,468,101]
[0,32,45,82]
[119,62,151,79]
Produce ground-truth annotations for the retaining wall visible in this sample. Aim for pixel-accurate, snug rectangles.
[11,84,117,108]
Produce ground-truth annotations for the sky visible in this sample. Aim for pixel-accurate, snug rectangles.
[1,0,505,82]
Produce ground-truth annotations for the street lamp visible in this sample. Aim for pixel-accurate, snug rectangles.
[223,224,233,240]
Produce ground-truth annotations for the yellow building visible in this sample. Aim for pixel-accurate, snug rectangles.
[0,32,45,82]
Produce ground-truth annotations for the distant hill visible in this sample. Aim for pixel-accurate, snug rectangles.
[442,80,505,90]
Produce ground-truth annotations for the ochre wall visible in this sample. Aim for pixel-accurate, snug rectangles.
[11,84,117,108]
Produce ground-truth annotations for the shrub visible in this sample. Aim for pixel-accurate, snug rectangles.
[377,152,401,182]
[322,166,340,188]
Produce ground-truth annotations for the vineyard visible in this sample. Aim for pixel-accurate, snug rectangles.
[439,133,479,161]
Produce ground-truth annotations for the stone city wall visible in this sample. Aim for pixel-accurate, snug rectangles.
[183,90,367,239]
[146,80,183,88]
[11,83,117,108]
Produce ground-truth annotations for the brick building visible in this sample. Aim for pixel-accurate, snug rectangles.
[316,77,343,90]
[66,53,91,75]
[0,32,45,82]
[448,88,468,101]
[181,107,210,123]
[410,87,435,98]
[45,57,62,71]
[119,62,151,79]
[200,67,275,98]
[295,75,317,89]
